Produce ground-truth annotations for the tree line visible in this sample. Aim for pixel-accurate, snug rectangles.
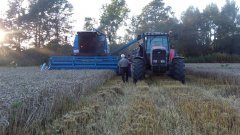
[0,0,73,50]
[85,0,240,59]
[0,0,73,66]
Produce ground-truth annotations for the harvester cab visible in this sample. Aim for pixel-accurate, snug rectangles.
[72,31,109,56]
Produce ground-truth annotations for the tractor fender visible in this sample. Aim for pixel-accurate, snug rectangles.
[173,56,184,60]
[133,56,144,60]
[169,49,175,62]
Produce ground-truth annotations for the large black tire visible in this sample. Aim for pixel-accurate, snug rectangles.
[168,63,174,77]
[169,58,185,84]
[132,58,145,83]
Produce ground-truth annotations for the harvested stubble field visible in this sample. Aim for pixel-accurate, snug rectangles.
[186,63,240,84]
[1,64,240,135]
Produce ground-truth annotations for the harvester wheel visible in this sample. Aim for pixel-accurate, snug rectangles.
[132,58,145,83]
[169,58,185,84]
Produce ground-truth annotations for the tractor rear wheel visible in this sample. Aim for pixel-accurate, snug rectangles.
[169,58,185,84]
[132,58,145,83]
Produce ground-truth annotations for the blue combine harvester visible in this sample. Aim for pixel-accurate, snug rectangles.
[48,30,140,70]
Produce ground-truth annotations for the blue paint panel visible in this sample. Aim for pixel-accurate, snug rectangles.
[73,35,79,54]
[48,56,119,71]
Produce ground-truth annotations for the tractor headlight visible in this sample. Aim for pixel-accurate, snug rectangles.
[153,60,158,63]
[73,49,79,54]
[160,60,166,63]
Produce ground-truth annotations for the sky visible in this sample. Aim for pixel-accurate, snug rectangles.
[0,0,239,33]
[68,0,238,32]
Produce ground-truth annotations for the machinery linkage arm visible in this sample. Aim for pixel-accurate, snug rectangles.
[110,34,144,55]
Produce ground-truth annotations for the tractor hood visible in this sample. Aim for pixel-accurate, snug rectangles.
[151,46,167,51]
[150,46,168,66]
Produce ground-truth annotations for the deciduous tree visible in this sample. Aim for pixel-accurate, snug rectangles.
[131,0,177,35]
[25,0,73,47]
[99,0,129,45]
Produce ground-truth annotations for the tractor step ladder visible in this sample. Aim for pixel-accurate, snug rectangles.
[48,56,119,70]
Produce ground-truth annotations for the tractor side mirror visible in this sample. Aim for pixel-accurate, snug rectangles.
[173,34,178,40]
[169,31,178,40]
[137,35,142,40]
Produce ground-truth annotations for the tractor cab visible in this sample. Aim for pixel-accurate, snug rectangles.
[145,33,170,54]
[141,33,171,73]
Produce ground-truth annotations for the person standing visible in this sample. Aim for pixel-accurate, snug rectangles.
[127,54,132,77]
[138,43,144,57]
[118,54,130,83]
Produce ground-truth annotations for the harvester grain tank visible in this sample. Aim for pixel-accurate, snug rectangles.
[48,31,118,70]
[72,31,109,56]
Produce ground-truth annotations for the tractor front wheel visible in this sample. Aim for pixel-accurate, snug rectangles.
[132,58,145,83]
[169,58,185,84]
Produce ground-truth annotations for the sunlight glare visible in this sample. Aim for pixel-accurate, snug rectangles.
[0,31,6,42]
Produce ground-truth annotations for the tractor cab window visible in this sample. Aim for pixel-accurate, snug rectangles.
[146,36,168,53]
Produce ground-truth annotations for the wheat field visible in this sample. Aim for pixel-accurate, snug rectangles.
[0,67,115,134]
[1,64,240,135]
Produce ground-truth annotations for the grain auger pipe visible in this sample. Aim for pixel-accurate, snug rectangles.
[110,34,144,55]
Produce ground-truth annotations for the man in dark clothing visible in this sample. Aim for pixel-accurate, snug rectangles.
[127,54,132,77]
[138,44,144,57]
[118,54,130,83]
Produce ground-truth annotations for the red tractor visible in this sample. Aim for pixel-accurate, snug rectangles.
[129,32,185,83]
